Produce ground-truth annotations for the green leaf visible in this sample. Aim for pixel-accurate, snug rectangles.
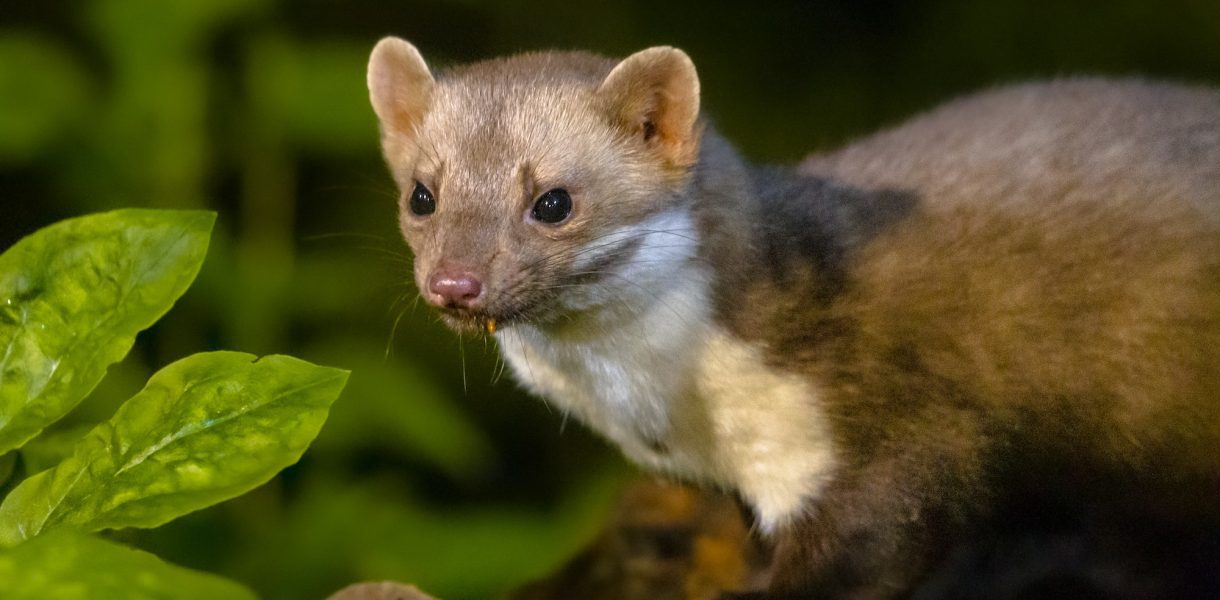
[0,529,257,599]
[0,209,215,454]
[0,351,349,547]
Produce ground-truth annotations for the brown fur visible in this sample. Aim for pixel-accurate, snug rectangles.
[368,39,1220,598]
[706,79,1220,597]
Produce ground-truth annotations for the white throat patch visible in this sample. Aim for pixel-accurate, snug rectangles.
[497,208,838,532]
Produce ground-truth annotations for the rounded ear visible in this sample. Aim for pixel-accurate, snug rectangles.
[597,46,702,168]
[367,37,435,139]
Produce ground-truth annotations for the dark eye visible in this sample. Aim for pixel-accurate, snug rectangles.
[531,189,572,224]
[409,182,435,216]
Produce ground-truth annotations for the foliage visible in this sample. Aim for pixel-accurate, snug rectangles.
[0,530,258,600]
[0,209,213,454]
[2,0,1216,597]
[0,210,348,596]
[0,352,346,546]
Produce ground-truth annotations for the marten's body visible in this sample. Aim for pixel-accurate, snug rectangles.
[367,39,1220,597]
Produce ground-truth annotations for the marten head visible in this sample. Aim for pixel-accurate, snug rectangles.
[367,38,704,333]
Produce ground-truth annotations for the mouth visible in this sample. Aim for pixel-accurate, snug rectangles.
[437,308,506,335]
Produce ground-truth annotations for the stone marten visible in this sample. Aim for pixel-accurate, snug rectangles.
[367,38,1220,597]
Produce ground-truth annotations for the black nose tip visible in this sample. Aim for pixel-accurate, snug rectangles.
[427,269,483,308]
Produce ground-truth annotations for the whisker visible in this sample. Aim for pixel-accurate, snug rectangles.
[458,332,468,396]
[490,352,508,385]
[385,304,408,360]
[516,226,698,274]
[302,231,395,243]
[480,251,701,332]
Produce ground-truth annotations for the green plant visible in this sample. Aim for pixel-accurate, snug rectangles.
[0,209,349,598]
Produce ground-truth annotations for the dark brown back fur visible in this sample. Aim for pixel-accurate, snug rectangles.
[698,78,1220,596]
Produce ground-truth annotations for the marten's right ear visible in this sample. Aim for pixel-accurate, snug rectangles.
[367,37,434,141]
[598,47,702,169]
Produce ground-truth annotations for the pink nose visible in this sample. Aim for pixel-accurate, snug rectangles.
[427,269,483,308]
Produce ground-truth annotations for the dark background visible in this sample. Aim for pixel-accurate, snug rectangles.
[1,1,1217,598]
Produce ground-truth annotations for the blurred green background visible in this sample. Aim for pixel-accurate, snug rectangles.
[1,1,1217,598]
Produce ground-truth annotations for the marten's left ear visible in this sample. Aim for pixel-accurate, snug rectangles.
[598,47,701,168]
